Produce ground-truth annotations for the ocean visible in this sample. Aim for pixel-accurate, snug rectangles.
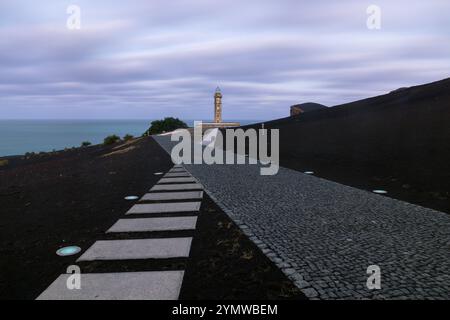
[0,119,261,157]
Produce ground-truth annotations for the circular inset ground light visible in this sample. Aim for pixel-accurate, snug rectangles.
[154,172,163,175]
[124,196,139,200]
[372,189,388,194]
[304,171,314,175]
[56,246,81,257]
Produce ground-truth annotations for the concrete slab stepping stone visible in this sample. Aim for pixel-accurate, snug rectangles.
[77,238,193,261]
[126,202,201,214]
[107,217,198,233]
[158,177,197,184]
[140,191,203,201]
[37,271,184,300]
[150,183,202,191]
[164,172,191,177]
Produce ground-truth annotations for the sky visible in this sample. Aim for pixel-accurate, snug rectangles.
[0,0,449,120]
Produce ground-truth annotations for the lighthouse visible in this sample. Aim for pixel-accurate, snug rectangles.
[214,87,222,123]
[201,87,240,129]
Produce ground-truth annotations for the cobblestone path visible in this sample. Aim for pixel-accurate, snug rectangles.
[155,135,450,299]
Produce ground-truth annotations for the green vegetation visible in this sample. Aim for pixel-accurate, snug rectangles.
[0,159,8,167]
[81,141,92,147]
[143,117,188,135]
[103,134,121,145]
[123,134,134,141]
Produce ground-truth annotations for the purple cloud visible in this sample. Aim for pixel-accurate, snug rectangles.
[0,0,449,120]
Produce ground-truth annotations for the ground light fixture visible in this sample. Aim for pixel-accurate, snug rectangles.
[304,171,314,175]
[154,172,164,175]
[56,246,81,257]
[124,196,139,200]
[373,189,388,194]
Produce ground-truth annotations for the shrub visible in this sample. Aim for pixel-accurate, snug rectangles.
[103,134,120,145]
[0,159,8,167]
[123,134,134,141]
[143,117,188,135]
[81,141,92,147]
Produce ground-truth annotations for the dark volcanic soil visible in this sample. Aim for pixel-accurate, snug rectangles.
[236,77,450,214]
[180,194,305,300]
[0,137,304,300]
[0,137,172,299]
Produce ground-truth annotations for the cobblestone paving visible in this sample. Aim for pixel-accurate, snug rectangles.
[154,136,450,299]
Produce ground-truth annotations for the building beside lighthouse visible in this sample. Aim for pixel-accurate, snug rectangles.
[202,87,240,129]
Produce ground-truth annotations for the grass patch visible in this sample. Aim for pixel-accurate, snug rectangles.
[101,146,136,157]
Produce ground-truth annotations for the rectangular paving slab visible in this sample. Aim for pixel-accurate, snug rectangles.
[77,238,193,261]
[107,217,198,233]
[171,169,189,173]
[158,177,197,184]
[150,183,202,191]
[126,202,201,214]
[140,191,203,201]
[164,172,191,177]
[36,271,184,300]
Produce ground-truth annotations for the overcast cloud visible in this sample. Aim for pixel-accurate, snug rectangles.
[0,0,449,119]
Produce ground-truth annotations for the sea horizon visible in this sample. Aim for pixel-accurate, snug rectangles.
[0,119,263,157]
